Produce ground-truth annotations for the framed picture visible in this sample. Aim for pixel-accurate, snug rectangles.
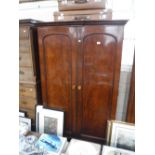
[19,116,31,131]
[19,111,26,117]
[35,105,43,132]
[102,145,135,155]
[108,120,135,151]
[39,108,64,136]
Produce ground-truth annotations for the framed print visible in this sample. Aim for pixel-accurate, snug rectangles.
[35,105,43,132]
[109,121,135,151]
[39,108,64,136]
[19,111,26,117]
[102,146,135,155]
[19,116,31,131]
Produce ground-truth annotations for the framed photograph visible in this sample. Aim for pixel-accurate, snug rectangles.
[109,121,135,151]
[19,116,31,131]
[39,108,64,136]
[35,105,43,132]
[102,146,135,155]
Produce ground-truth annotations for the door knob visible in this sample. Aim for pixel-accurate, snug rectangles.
[77,85,82,90]
[72,84,76,90]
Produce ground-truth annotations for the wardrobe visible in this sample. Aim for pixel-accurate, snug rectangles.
[36,20,127,143]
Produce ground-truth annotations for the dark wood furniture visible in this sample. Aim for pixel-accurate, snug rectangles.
[19,19,42,130]
[126,55,135,123]
[36,19,127,144]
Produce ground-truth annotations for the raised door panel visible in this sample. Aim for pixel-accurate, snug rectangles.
[38,26,74,136]
[43,34,71,109]
[77,26,118,143]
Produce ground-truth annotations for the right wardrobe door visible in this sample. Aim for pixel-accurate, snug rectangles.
[76,25,124,143]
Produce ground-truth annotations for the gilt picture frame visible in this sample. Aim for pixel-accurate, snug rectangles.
[39,108,64,136]
[109,121,135,151]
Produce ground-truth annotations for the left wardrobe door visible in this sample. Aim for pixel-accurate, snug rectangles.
[37,26,75,136]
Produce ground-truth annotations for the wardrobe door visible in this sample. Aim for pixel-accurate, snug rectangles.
[77,25,124,143]
[38,26,74,136]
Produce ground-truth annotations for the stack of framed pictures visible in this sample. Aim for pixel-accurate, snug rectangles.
[106,120,135,152]
[19,111,31,135]
[36,105,64,136]
[35,133,67,155]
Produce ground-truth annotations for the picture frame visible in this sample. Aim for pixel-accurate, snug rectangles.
[35,105,43,132]
[106,120,113,145]
[102,145,135,155]
[19,111,26,117]
[19,116,31,131]
[39,108,64,136]
[107,120,135,151]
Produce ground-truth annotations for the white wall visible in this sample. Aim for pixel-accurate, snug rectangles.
[111,0,135,69]
[19,1,58,21]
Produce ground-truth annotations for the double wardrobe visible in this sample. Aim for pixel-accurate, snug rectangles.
[19,19,127,144]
